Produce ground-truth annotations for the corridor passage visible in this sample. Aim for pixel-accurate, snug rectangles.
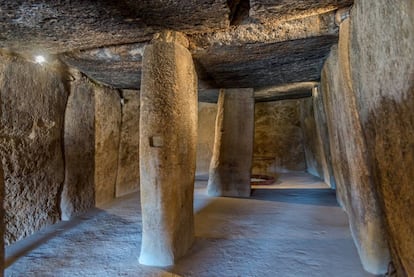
[6,174,374,277]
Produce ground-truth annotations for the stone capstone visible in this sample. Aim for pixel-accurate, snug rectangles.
[0,0,230,54]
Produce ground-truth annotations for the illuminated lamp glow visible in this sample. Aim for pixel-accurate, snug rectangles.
[35,55,46,64]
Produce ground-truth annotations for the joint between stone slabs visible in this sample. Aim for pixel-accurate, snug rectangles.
[152,31,189,48]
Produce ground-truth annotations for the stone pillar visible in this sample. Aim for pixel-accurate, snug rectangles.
[0,166,3,277]
[207,89,254,197]
[61,73,95,220]
[139,31,197,266]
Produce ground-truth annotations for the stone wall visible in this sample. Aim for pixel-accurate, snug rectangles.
[61,73,95,220]
[0,55,68,244]
[300,97,325,178]
[115,90,140,197]
[197,100,306,178]
[94,86,121,207]
[320,1,414,274]
[0,54,140,247]
[253,100,306,176]
[196,103,217,178]
[348,1,413,275]
[300,91,336,188]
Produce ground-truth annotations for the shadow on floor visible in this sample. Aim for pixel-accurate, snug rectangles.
[251,188,339,207]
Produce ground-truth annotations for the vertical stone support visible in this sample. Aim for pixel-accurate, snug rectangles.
[61,73,95,220]
[94,86,121,207]
[0,167,3,277]
[115,90,140,197]
[207,89,254,197]
[139,31,197,266]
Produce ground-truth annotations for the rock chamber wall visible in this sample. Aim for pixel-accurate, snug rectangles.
[0,54,140,244]
[197,100,306,179]
[316,1,414,275]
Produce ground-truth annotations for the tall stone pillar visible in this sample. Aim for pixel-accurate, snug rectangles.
[139,31,197,267]
[207,89,254,197]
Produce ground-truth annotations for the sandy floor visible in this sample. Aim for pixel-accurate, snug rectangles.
[6,173,376,277]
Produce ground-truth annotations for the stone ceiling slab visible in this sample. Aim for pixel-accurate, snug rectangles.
[192,32,338,88]
[0,0,230,54]
[249,0,354,23]
[62,44,145,89]
[60,11,339,91]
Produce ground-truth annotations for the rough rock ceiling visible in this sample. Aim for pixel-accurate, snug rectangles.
[0,0,353,101]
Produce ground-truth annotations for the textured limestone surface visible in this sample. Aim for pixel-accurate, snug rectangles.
[190,12,339,89]
[321,19,389,274]
[95,86,121,207]
[5,177,375,277]
[208,89,254,197]
[249,0,354,23]
[0,1,350,102]
[139,31,197,266]
[196,103,218,178]
[310,86,336,188]
[0,166,4,277]
[349,1,414,275]
[62,10,339,92]
[116,90,140,198]
[253,100,306,175]
[300,97,326,179]
[0,55,68,245]
[254,82,315,103]
[0,0,230,54]
[192,35,337,89]
[61,43,145,89]
[61,73,95,220]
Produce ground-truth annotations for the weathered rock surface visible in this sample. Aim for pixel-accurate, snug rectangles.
[139,31,197,266]
[249,0,354,23]
[310,86,336,188]
[0,1,230,54]
[254,82,315,103]
[61,44,145,89]
[95,86,121,207]
[321,19,390,274]
[192,35,337,88]
[61,72,95,220]
[196,103,218,178]
[300,96,326,179]
[253,100,306,175]
[60,11,340,93]
[0,54,68,244]
[349,1,414,275]
[0,166,4,277]
[208,89,254,197]
[116,90,140,198]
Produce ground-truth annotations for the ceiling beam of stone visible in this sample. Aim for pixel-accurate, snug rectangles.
[0,0,230,55]
[254,81,317,102]
[199,82,317,103]
[191,11,339,88]
[249,0,354,23]
[1,1,354,101]
[62,43,146,89]
[60,11,340,91]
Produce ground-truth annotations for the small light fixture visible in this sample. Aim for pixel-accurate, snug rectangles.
[34,55,46,64]
[313,86,319,97]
